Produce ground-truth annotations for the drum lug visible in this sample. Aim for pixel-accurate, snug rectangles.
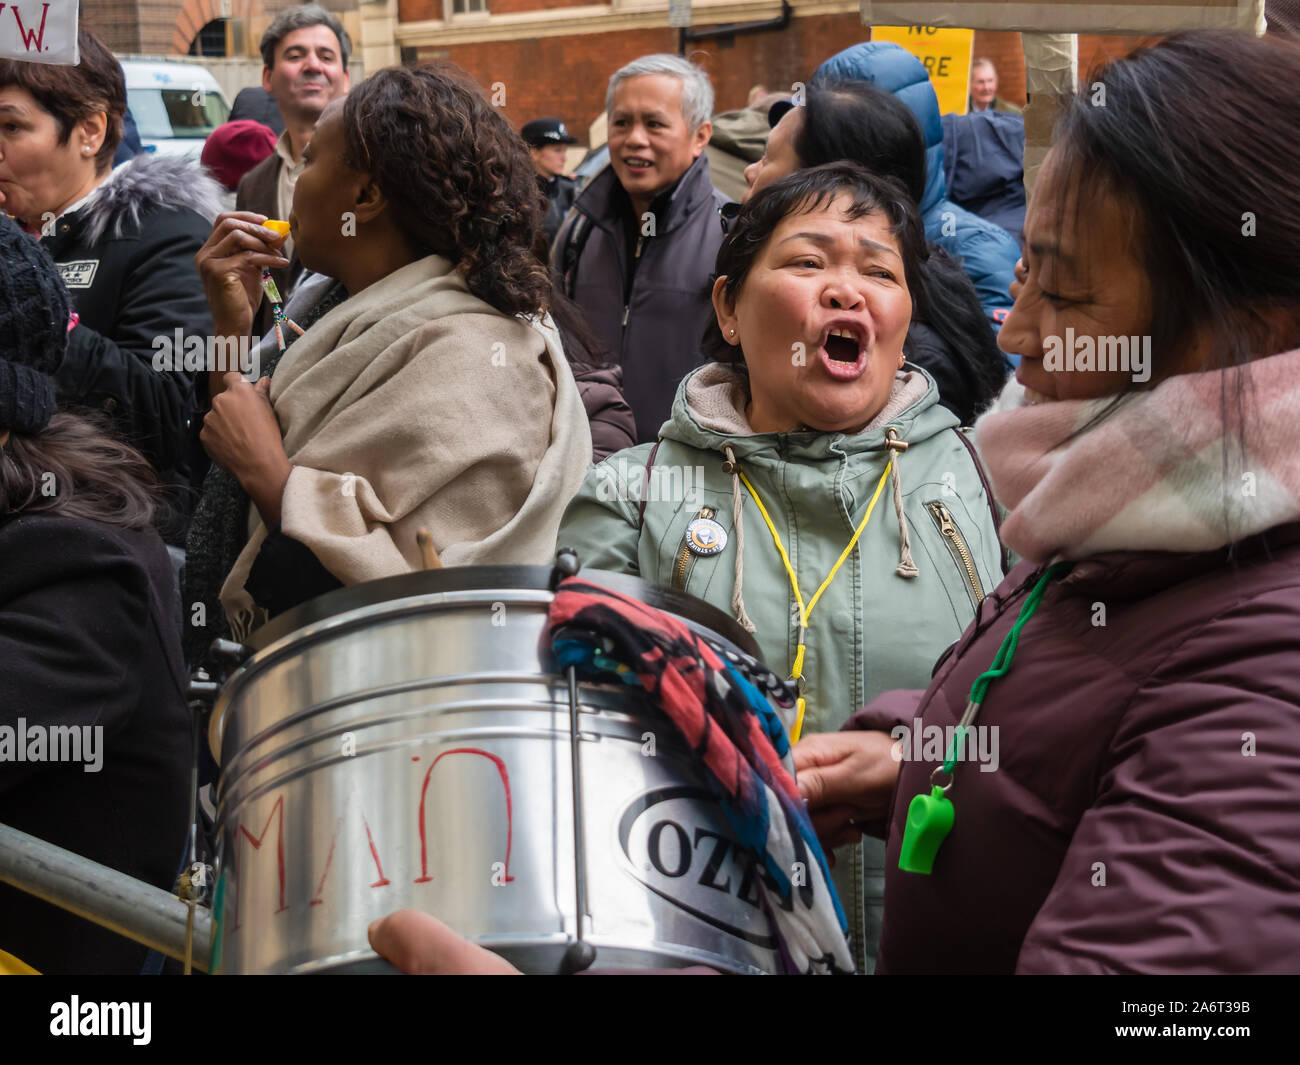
[207,637,252,672]
[551,547,582,589]
[561,940,597,974]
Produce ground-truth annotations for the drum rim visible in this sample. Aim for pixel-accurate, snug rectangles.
[245,563,762,659]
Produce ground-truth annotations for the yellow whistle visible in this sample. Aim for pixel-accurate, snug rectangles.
[263,219,291,238]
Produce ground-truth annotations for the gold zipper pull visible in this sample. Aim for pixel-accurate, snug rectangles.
[934,502,958,537]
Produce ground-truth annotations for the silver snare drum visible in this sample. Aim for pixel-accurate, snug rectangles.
[208,565,782,974]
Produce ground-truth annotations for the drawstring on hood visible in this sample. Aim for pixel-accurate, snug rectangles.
[677,362,940,632]
[723,427,921,634]
[722,444,757,633]
[886,428,919,579]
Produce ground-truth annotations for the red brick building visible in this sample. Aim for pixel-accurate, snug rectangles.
[80,0,361,60]
[389,0,1156,139]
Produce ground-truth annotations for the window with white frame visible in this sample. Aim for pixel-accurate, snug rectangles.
[447,0,487,14]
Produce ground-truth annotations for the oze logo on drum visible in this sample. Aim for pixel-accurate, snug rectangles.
[618,786,787,948]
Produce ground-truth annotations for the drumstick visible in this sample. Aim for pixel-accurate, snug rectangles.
[416,528,442,570]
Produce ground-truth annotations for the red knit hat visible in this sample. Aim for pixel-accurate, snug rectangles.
[201,119,279,192]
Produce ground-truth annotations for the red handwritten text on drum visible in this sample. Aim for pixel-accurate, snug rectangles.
[227,747,515,927]
[310,797,392,906]
[230,795,290,931]
[416,748,514,883]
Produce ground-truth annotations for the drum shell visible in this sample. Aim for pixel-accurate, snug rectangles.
[209,576,781,974]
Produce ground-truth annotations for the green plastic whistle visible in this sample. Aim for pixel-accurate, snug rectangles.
[898,785,955,875]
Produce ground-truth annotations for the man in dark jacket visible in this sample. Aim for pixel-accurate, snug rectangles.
[816,42,1021,330]
[236,4,350,326]
[553,54,732,443]
[522,116,579,248]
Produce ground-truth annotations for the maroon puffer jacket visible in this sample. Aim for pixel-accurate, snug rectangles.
[849,522,1300,974]
[572,362,636,463]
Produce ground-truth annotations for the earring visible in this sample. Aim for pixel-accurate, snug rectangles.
[729,328,737,339]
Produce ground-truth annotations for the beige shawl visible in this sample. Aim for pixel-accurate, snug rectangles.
[220,254,592,636]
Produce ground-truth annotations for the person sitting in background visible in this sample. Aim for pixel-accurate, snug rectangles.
[803,30,1300,974]
[968,57,1021,114]
[553,54,731,444]
[0,29,222,545]
[559,164,1004,970]
[0,215,190,975]
[201,119,279,212]
[745,81,1009,422]
[815,42,1021,332]
[186,63,591,652]
[521,116,579,247]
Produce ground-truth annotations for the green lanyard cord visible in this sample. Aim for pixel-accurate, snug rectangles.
[941,560,1074,775]
[902,559,1075,875]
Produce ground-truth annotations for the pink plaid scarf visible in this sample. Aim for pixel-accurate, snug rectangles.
[974,348,1300,563]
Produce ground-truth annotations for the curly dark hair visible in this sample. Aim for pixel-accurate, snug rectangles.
[339,63,551,318]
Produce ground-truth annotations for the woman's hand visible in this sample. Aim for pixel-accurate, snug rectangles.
[368,910,521,975]
[195,212,289,342]
[794,730,902,851]
[201,372,291,527]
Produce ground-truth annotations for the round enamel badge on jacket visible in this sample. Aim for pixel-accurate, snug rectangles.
[686,517,728,556]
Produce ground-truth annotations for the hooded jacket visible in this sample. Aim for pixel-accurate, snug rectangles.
[557,361,1005,968]
[553,153,732,443]
[42,154,223,535]
[815,43,1022,331]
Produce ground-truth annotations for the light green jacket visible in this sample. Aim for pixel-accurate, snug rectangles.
[558,363,1004,738]
[557,363,1005,971]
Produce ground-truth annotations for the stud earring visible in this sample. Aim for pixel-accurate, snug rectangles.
[729,328,737,338]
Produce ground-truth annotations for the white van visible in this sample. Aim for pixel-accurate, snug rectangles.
[119,58,231,158]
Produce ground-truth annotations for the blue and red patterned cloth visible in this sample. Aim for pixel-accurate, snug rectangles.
[549,576,854,974]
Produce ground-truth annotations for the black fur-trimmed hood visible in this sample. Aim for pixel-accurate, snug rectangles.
[80,153,223,245]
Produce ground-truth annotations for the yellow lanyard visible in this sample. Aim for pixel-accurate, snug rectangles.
[736,461,894,744]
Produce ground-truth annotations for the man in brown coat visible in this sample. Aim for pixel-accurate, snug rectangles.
[236,4,350,328]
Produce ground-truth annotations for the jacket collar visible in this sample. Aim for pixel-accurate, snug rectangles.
[575,151,718,234]
[62,153,224,245]
[1059,521,1300,599]
[660,361,956,465]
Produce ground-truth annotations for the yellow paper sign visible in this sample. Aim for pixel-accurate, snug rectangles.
[872,25,975,115]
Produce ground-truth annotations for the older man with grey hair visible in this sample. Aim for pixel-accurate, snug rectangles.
[554,54,732,443]
[236,4,351,328]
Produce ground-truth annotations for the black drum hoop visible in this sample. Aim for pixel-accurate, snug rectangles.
[245,563,763,661]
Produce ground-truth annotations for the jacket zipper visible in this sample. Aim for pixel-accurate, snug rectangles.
[671,505,715,590]
[926,501,985,607]
[622,232,646,327]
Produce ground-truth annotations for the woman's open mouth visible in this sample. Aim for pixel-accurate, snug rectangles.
[818,325,869,381]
